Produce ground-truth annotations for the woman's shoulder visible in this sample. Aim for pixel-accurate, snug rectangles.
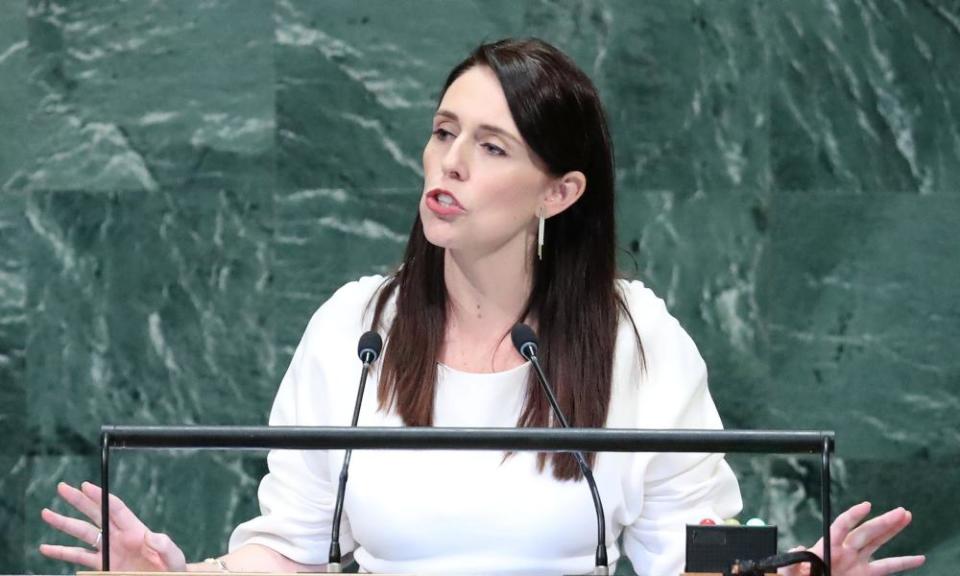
[614,277,705,376]
[610,278,712,427]
[324,274,390,308]
[615,278,675,330]
[305,274,391,334]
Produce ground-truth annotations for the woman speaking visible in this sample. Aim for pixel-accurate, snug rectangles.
[39,38,923,576]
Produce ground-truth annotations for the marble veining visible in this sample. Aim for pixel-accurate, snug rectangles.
[1,1,958,574]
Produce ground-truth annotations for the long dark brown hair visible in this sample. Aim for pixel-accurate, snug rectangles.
[369,38,642,480]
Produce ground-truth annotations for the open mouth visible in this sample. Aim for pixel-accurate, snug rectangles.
[426,188,466,215]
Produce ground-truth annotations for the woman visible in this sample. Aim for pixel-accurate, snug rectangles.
[40,38,923,576]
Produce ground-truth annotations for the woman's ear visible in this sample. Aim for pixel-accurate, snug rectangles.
[543,171,587,218]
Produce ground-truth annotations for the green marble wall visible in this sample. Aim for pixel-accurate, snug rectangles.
[1,1,957,573]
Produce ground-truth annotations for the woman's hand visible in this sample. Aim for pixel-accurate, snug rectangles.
[39,481,187,572]
[780,502,925,576]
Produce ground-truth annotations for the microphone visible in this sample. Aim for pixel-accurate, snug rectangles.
[328,330,383,571]
[511,323,609,575]
[357,331,382,366]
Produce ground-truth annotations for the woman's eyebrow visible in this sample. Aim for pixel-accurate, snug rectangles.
[434,109,522,146]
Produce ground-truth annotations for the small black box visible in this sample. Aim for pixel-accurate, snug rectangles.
[685,524,777,574]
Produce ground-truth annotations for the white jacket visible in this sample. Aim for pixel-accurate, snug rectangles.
[229,275,742,575]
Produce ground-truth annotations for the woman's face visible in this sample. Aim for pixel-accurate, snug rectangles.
[420,66,553,257]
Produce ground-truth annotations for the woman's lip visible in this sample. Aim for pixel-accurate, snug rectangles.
[427,188,465,208]
[425,188,466,216]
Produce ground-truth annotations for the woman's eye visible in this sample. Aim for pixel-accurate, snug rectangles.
[482,143,506,156]
[433,128,454,140]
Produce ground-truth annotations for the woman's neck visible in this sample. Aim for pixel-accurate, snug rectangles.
[440,243,533,372]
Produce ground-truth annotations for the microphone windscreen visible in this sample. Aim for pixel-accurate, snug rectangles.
[357,331,383,362]
[511,323,538,357]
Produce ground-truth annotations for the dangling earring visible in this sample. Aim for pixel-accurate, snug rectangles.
[537,207,545,261]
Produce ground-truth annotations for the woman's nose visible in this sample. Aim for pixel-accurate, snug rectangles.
[440,136,468,181]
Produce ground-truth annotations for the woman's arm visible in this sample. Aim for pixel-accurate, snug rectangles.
[186,544,327,573]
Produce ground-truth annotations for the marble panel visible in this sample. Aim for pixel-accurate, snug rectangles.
[758,193,960,460]
[689,0,770,191]
[617,189,770,430]
[0,193,27,453]
[0,191,28,572]
[598,1,769,194]
[15,0,274,193]
[600,2,700,192]
[271,186,413,354]
[0,455,28,573]
[0,0,31,191]
[24,189,276,453]
[769,0,960,193]
[26,453,266,575]
[0,4,38,570]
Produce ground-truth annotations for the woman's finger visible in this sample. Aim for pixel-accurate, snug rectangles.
[868,554,926,576]
[40,508,102,547]
[38,543,101,570]
[56,482,104,528]
[856,509,912,558]
[80,482,146,533]
[829,501,873,545]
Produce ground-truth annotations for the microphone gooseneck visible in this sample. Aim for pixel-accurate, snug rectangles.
[329,331,383,570]
[511,323,609,575]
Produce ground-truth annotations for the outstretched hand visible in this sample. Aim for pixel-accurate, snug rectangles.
[39,481,186,572]
[780,502,925,576]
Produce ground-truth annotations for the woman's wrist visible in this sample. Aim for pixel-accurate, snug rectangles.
[206,558,230,572]
[186,557,229,573]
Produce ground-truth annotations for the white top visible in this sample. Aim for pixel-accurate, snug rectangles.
[229,275,742,575]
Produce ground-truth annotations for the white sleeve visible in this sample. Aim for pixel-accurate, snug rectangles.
[227,277,384,564]
[618,282,743,576]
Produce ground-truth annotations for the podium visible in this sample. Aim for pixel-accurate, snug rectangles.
[94,426,836,575]
[77,567,781,574]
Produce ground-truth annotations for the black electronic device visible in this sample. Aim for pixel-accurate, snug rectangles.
[685,524,777,575]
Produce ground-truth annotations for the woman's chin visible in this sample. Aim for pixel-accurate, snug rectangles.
[422,229,455,250]
[420,218,458,250]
